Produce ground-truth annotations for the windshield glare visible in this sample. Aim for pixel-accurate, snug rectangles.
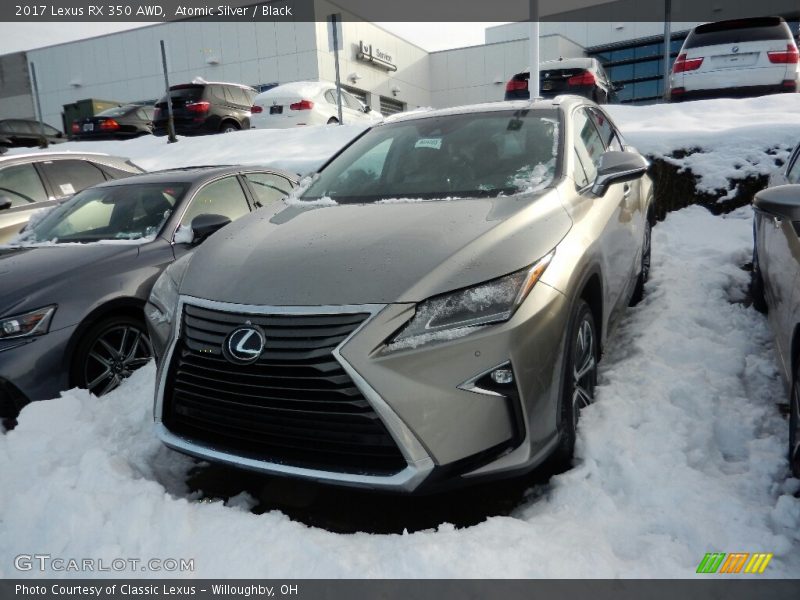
[26,182,188,243]
[302,109,560,203]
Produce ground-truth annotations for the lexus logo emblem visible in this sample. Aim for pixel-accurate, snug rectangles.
[732,46,739,53]
[223,326,265,365]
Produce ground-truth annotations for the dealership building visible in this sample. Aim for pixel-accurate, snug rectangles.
[0,0,798,131]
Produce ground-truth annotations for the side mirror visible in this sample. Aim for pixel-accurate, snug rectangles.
[363,105,371,113]
[753,184,800,221]
[190,213,231,244]
[592,151,649,197]
[0,198,11,211]
[613,83,625,92]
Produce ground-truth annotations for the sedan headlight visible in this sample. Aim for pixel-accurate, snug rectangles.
[0,305,56,339]
[392,252,554,344]
[147,254,193,325]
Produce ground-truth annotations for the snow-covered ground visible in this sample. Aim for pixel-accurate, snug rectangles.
[2,95,800,578]
[607,94,800,194]
[0,205,798,578]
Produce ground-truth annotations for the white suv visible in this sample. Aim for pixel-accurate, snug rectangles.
[669,17,799,101]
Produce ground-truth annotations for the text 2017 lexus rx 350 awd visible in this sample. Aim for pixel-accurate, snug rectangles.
[147,97,654,493]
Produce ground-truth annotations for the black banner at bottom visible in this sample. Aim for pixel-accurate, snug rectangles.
[2,580,800,600]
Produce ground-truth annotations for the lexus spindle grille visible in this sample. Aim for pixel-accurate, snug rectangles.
[162,304,407,475]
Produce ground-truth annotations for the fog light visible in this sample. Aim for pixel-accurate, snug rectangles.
[491,368,514,385]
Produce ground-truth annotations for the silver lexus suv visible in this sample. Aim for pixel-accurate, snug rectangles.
[146,96,654,493]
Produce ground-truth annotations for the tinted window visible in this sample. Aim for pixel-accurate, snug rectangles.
[303,110,560,202]
[244,172,294,207]
[10,120,35,134]
[588,108,622,152]
[181,176,250,226]
[208,85,228,104]
[227,86,250,106]
[573,109,604,184]
[27,182,187,243]
[97,106,133,118]
[42,124,61,136]
[161,86,204,104]
[39,160,107,198]
[342,92,363,111]
[0,122,10,133]
[0,163,48,206]
[684,17,791,48]
[136,109,150,121]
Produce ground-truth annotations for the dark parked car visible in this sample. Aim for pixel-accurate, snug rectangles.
[153,82,257,136]
[0,119,65,149]
[752,147,800,477]
[147,97,653,493]
[0,165,297,424]
[505,58,620,104]
[0,152,143,243]
[71,104,155,140]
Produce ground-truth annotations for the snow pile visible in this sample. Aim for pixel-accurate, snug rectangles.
[1,205,798,578]
[8,124,367,177]
[607,94,800,193]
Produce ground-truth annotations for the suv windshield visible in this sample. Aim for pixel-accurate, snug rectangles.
[24,182,188,243]
[684,17,792,48]
[302,109,560,203]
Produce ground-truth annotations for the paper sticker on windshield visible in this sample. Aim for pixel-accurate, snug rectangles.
[415,138,442,150]
[59,183,75,195]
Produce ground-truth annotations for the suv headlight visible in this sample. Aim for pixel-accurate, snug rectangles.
[0,305,56,339]
[147,254,192,325]
[391,252,554,345]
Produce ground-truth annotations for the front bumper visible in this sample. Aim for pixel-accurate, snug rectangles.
[0,325,76,417]
[152,285,569,492]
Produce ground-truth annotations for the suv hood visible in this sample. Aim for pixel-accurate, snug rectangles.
[181,192,572,306]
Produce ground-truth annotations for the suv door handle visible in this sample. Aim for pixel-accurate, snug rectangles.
[773,216,783,228]
[623,183,631,198]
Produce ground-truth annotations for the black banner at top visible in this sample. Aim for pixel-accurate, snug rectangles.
[1,0,799,22]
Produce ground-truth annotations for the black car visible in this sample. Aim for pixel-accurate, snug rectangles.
[153,82,256,136]
[0,152,144,243]
[0,165,297,424]
[71,104,155,140]
[505,58,620,104]
[0,119,65,149]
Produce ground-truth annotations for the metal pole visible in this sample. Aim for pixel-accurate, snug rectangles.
[160,40,177,143]
[529,0,540,99]
[331,13,344,124]
[662,0,672,101]
[28,62,47,148]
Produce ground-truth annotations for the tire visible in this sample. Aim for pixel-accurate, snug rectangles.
[790,357,800,479]
[71,316,153,397]
[751,249,768,314]
[630,217,651,306]
[220,121,240,134]
[551,299,599,469]
[327,117,339,125]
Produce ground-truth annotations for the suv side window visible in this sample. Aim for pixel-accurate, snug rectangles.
[0,163,48,206]
[243,172,294,207]
[588,108,623,152]
[573,108,605,185]
[229,86,249,107]
[207,85,227,104]
[39,159,106,198]
[180,176,251,227]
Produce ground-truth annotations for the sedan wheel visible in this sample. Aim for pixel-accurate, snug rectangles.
[552,299,598,468]
[220,122,240,134]
[75,317,153,396]
[791,359,800,478]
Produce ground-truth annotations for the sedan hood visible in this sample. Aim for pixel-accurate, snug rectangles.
[182,192,572,305]
[0,244,138,315]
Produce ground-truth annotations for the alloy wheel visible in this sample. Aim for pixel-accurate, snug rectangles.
[83,324,153,396]
[571,317,597,429]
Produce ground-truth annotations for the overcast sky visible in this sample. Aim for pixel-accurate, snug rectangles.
[0,22,507,55]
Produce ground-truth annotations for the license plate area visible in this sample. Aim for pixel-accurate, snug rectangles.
[82,123,94,132]
[270,106,283,115]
